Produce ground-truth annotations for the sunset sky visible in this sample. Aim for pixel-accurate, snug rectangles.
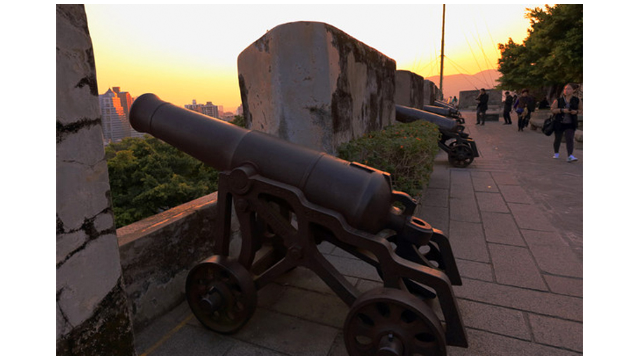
[84,3,549,112]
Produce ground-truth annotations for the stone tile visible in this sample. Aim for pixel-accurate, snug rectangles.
[224,342,285,356]
[421,188,449,208]
[471,171,499,193]
[426,164,450,189]
[476,192,509,213]
[269,287,349,328]
[522,230,583,278]
[543,274,583,297]
[499,184,534,204]
[328,332,349,356]
[272,266,358,295]
[458,299,530,340]
[148,323,234,356]
[491,171,520,185]
[488,244,547,290]
[529,314,583,353]
[324,253,381,282]
[454,278,582,322]
[450,197,481,223]
[231,308,339,355]
[508,203,556,231]
[457,259,494,282]
[448,221,489,262]
[447,328,578,356]
[449,170,474,199]
[481,212,526,246]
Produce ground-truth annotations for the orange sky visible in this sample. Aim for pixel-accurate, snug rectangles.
[85,3,548,111]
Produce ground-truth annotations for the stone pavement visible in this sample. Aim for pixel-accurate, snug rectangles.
[134,111,583,356]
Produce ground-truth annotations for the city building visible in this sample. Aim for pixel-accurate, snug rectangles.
[185,100,219,119]
[99,87,144,144]
[99,88,129,144]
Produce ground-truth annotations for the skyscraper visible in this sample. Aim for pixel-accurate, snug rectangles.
[99,87,144,144]
[99,88,129,144]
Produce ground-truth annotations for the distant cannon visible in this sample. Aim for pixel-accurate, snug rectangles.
[396,105,479,167]
[423,104,465,124]
[130,94,468,355]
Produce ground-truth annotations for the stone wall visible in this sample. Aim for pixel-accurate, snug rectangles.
[117,193,241,331]
[459,89,502,111]
[238,21,396,155]
[423,79,438,106]
[395,70,424,109]
[56,4,135,355]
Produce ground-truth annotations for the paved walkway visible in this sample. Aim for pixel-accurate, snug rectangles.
[134,112,583,356]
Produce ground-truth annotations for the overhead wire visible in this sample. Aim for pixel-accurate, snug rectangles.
[443,55,487,90]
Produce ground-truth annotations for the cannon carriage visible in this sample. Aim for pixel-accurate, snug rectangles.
[130,94,468,355]
[396,105,479,168]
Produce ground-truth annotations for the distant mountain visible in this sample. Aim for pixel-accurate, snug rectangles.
[425,69,501,99]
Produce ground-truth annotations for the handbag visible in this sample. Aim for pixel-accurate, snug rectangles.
[542,115,555,136]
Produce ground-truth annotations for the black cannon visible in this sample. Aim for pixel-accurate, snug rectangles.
[396,105,479,168]
[130,94,468,355]
[423,104,465,124]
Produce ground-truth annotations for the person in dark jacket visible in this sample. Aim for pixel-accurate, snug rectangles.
[476,88,489,125]
[550,83,582,162]
[514,89,535,131]
[503,91,513,125]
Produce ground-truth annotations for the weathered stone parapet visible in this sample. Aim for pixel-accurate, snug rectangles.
[117,192,240,331]
[459,89,502,111]
[238,21,396,155]
[56,4,135,355]
[423,79,438,106]
[395,70,424,109]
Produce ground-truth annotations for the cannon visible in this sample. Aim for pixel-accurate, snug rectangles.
[423,104,465,124]
[396,105,479,168]
[130,94,468,355]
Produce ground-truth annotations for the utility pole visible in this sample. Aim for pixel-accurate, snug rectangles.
[439,4,445,101]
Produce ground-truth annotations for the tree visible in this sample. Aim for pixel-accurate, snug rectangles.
[497,4,583,99]
[106,135,219,228]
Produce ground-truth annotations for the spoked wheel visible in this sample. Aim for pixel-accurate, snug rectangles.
[343,288,446,356]
[448,142,474,168]
[185,256,257,334]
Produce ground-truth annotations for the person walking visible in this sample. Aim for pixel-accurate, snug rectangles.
[476,88,489,125]
[550,83,582,162]
[514,89,535,131]
[503,91,513,125]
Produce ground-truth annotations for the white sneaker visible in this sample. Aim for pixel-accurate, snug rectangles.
[567,155,578,162]
[553,153,559,159]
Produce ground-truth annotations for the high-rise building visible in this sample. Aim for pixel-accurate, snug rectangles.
[202,102,219,118]
[99,88,129,144]
[99,87,144,144]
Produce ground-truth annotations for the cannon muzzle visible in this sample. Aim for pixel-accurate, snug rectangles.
[395,104,458,132]
[130,94,425,236]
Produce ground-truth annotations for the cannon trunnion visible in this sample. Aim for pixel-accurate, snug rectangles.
[130,94,468,355]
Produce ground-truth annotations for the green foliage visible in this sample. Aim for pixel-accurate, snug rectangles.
[497,4,583,95]
[337,121,440,198]
[106,135,219,228]
[230,115,246,128]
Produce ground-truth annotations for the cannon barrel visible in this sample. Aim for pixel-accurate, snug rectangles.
[130,94,420,235]
[422,104,455,118]
[395,104,458,132]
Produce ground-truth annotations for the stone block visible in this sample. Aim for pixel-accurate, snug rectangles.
[56,4,134,355]
[458,299,530,340]
[448,221,488,262]
[395,70,424,108]
[481,212,525,246]
[488,243,547,290]
[499,184,534,204]
[447,328,578,356]
[238,21,396,155]
[423,79,437,106]
[458,89,502,110]
[529,314,583,353]
[476,193,509,213]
